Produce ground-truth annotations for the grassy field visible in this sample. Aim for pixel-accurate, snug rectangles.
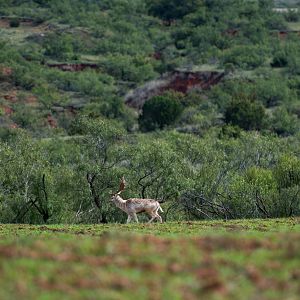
[287,21,300,31]
[0,219,300,300]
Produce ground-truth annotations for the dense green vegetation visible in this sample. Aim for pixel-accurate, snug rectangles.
[1,3,300,299]
[0,219,299,300]
[1,0,300,223]
[139,92,184,131]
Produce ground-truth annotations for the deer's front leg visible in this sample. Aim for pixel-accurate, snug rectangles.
[133,213,139,223]
[126,215,132,224]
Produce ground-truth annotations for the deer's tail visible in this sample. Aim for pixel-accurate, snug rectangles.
[158,203,163,212]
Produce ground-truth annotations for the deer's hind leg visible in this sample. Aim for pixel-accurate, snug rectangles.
[156,213,162,223]
[154,207,162,223]
[148,211,158,223]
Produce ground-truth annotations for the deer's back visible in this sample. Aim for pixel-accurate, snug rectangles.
[126,198,158,213]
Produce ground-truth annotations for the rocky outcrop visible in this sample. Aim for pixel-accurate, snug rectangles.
[125,70,225,109]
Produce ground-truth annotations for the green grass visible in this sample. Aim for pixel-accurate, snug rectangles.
[287,22,300,31]
[0,218,300,300]
[0,23,46,45]
[176,64,224,72]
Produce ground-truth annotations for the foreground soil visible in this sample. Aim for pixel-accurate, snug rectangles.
[0,219,299,300]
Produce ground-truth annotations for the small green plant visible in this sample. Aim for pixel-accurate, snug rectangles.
[271,50,288,68]
[43,33,74,60]
[9,18,20,28]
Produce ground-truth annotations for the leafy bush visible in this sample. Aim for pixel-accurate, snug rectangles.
[139,92,183,131]
[284,9,300,22]
[47,70,116,97]
[43,33,74,60]
[287,54,300,75]
[255,77,293,107]
[220,124,242,139]
[274,155,300,189]
[20,45,44,62]
[271,50,288,68]
[224,98,267,131]
[222,45,268,69]
[147,0,203,22]
[101,55,157,83]
[270,107,300,136]
[0,132,54,223]
[271,41,300,74]
[9,18,20,27]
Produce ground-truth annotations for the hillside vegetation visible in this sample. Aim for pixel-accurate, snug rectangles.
[1,0,300,224]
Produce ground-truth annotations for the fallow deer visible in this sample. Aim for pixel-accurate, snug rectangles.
[110,177,163,223]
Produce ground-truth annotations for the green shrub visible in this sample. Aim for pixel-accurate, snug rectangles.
[101,55,157,83]
[270,107,299,136]
[255,77,293,107]
[222,45,267,70]
[224,98,267,131]
[43,33,74,60]
[274,155,300,189]
[220,124,242,139]
[139,92,183,131]
[284,9,300,22]
[147,0,203,22]
[9,18,20,28]
[288,55,300,75]
[271,50,288,68]
[271,41,300,75]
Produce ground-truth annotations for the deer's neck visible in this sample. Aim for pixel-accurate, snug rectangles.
[113,195,127,211]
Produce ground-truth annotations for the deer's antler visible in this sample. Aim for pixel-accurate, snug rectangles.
[117,176,126,194]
